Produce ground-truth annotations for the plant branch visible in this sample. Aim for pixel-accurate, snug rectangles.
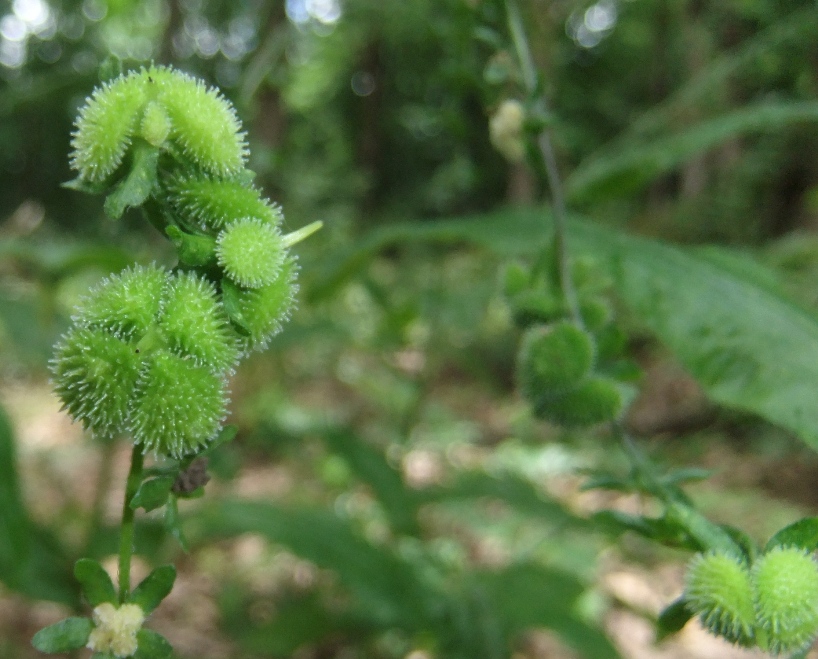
[506,0,581,325]
[118,443,144,602]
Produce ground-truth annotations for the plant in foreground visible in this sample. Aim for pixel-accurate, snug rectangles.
[32,64,320,657]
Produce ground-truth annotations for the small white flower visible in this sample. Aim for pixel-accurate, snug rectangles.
[86,602,145,658]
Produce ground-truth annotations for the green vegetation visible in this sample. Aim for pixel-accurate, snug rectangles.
[2,0,818,657]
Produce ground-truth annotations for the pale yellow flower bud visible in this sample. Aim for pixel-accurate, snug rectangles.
[489,99,526,162]
[86,602,145,658]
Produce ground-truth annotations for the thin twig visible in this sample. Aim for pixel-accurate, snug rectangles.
[506,0,582,325]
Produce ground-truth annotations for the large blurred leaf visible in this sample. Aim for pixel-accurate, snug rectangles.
[421,471,588,530]
[322,429,421,535]
[0,405,30,589]
[472,563,620,659]
[195,500,442,628]
[610,7,818,143]
[566,101,818,203]
[0,406,77,605]
[313,207,818,449]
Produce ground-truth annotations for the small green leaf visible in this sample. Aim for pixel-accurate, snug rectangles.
[103,143,160,219]
[202,424,238,455]
[130,477,175,512]
[764,517,818,553]
[31,617,92,653]
[164,495,189,552]
[74,558,116,606]
[656,597,694,641]
[134,629,173,659]
[128,564,176,615]
[165,226,217,267]
[220,277,252,334]
[592,510,697,549]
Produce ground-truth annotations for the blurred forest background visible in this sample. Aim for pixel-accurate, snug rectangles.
[3,0,818,657]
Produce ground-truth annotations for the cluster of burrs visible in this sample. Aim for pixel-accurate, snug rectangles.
[51,65,318,458]
[685,546,818,655]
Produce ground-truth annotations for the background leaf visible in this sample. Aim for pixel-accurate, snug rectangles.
[318,208,818,451]
[31,617,92,653]
[74,558,116,606]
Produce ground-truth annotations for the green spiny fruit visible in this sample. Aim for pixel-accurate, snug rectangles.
[685,551,755,646]
[217,218,286,289]
[154,70,248,176]
[51,327,143,438]
[70,70,148,183]
[158,271,239,371]
[532,376,624,427]
[752,546,818,655]
[73,264,166,341]
[222,258,298,350]
[129,350,228,457]
[165,174,282,230]
[517,321,595,401]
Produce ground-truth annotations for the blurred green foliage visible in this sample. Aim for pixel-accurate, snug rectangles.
[3,0,818,657]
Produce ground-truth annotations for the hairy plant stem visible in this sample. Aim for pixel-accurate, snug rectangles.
[118,443,144,603]
[506,0,581,325]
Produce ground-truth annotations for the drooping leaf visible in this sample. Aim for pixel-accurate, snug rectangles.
[164,495,188,552]
[196,500,440,628]
[74,558,116,606]
[130,477,175,513]
[128,565,176,614]
[566,101,818,202]
[656,597,694,641]
[31,617,92,653]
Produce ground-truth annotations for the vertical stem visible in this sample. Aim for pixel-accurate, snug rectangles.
[118,443,144,602]
[506,0,582,325]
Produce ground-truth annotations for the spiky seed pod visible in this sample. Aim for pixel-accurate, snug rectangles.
[159,271,239,371]
[70,71,148,183]
[73,265,167,341]
[155,71,248,177]
[517,321,595,401]
[140,100,172,147]
[222,258,298,350]
[217,218,286,289]
[51,327,143,438]
[532,376,624,427]
[129,350,228,458]
[165,174,282,230]
[752,547,818,655]
[685,551,755,646]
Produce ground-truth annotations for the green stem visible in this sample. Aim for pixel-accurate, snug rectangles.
[118,443,144,603]
[506,0,582,325]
